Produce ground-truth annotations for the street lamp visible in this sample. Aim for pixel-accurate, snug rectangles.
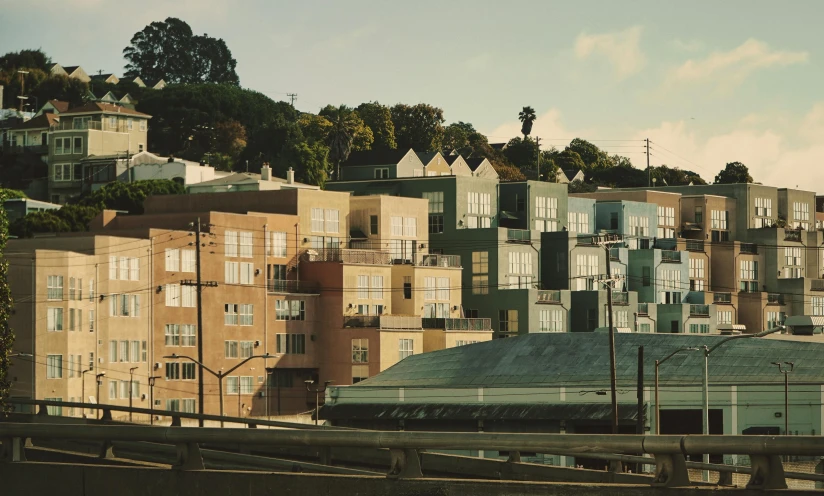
[771,361,794,435]
[95,372,106,419]
[129,367,139,422]
[654,347,699,435]
[148,376,161,425]
[164,353,280,427]
[305,379,332,426]
[80,369,92,418]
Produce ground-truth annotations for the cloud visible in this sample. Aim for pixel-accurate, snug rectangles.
[574,26,646,80]
[671,39,705,52]
[462,53,492,72]
[664,39,808,92]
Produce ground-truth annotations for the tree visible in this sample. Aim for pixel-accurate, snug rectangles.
[503,137,539,173]
[652,165,707,186]
[390,103,445,151]
[567,138,612,169]
[213,119,247,168]
[518,106,536,139]
[714,161,753,184]
[0,68,47,109]
[491,161,526,181]
[0,49,51,72]
[9,210,70,238]
[76,180,185,215]
[0,189,27,201]
[554,149,587,172]
[123,17,239,85]
[442,122,476,154]
[321,105,359,179]
[0,186,12,412]
[31,75,88,107]
[298,114,333,144]
[356,102,396,150]
[278,141,330,188]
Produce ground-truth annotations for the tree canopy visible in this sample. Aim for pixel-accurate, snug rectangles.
[356,102,396,150]
[391,103,445,151]
[518,106,536,138]
[714,161,753,184]
[0,182,12,411]
[123,17,239,85]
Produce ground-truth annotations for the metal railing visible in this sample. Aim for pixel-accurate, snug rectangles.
[342,315,380,328]
[685,240,704,252]
[506,229,530,243]
[784,230,802,242]
[303,249,390,265]
[740,243,758,254]
[536,290,562,304]
[612,292,629,305]
[421,317,491,331]
[767,293,785,305]
[50,120,131,133]
[661,251,681,263]
[0,419,820,488]
[637,303,648,315]
[266,280,319,294]
[1,143,48,154]
[415,253,461,268]
[713,292,732,304]
[689,304,710,316]
[811,280,824,292]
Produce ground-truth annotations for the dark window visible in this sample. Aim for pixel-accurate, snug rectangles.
[695,207,703,224]
[670,320,679,333]
[465,309,479,318]
[515,195,525,212]
[370,215,378,235]
[610,212,619,230]
[428,214,444,234]
[642,266,651,286]
[403,279,412,299]
[587,309,598,331]
[73,137,82,154]
[73,164,82,181]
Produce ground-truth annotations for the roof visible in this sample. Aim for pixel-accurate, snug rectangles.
[321,402,643,422]
[91,73,115,80]
[353,332,824,389]
[785,316,824,327]
[62,66,80,74]
[60,102,150,118]
[192,172,275,187]
[11,113,59,131]
[342,149,411,167]
[562,169,583,181]
[444,155,462,165]
[47,100,69,113]
[415,152,439,165]
[464,157,488,171]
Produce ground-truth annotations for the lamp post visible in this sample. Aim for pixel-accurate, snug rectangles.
[148,376,160,425]
[700,325,785,479]
[772,361,794,435]
[80,369,92,418]
[128,366,138,422]
[305,379,332,426]
[164,353,279,427]
[95,372,106,419]
[654,347,699,435]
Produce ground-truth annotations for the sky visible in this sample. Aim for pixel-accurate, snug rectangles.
[2,0,823,189]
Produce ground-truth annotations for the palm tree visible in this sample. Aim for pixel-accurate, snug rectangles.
[518,106,536,139]
[326,105,358,180]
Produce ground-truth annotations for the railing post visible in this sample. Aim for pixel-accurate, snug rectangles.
[100,408,113,422]
[387,448,422,479]
[174,443,205,471]
[171,415,182,427]
[747,455,788,490]
[37,404,49,416]
[1,437,27,462]
[99,441,115,459]
[651,453,691,488]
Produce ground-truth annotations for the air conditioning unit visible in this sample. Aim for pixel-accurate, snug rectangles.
[154,362,162,370]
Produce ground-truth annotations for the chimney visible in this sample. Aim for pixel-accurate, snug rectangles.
[261,162,271,181]
[287,167,295,184]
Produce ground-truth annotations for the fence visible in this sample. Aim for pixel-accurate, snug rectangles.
[415,253,461,268]
[304,249,390,265]
[536,290,562,304]
[713,293,732,304]
[685,240,704,252]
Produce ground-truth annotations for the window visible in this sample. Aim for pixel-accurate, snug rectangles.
[325,209,340,233]
[793,202,810,229]
[718,311,732,325]
[423,191,444,234]
[403,217,417,237]
[181,399,195,413]
[47,275,63,300]
[399,339,414,360]
[694,206,703,224]
[141,341,147,362]
[567,212,590,233]
[767,311,786,328]
[109,381,118,400]
[239,232,253,258]
[639,323,651,333]
[374,167,389,179]
[89,278,95,301]
[240,262,254,285]
[275,300,290,320]
[812,297,824,316]
[165,324,180,346]
[224,340,239,358]
[166,363,180,380]
[574,254,599,291]
[54,137,71,154]
[311,208,324,232]
[754,197,773,221]
[166,399,181,412]
[357,275,369,299]
[689,258,705,291]
[628,215,650,237]
[109,341,117,362]
[47,355,63,378]
[182,363,196,380]
[225,261,239,284]
[368,215,379,235]
[89,309,94,332]
[240,341,254,358]
[165,249,180,271]
[139,120,147,131]
[109,256,118,280]
[120,381,129,400]
[403,276,412,299]
[370,276,383,299]
[180,249,195,272]
[467,192,491,228]
[240,376,254,394]
[499,309,518,334]
[119,341,129,363]
[352,365,369,384]
[47,308,63,331]
[226,377,239,395]
[352,338,369,363]
[181,324,196,346]
[657,206,675,227]
[739,260,758,291]
[224,304,238,325]
[239,304,254,325]
[289,300,305,320]
[225,231,238,257]
[276,334,306,354]
[689,324,710,334]
[613,310,629,328]
[119,256,129,280]
[127,118,134,131]
[129,257,139,280]
[506,251,534,289]
[181,286,195,308]
[165,284,181,306]
[539,309,563,332]
[436,277,450,301]
[269,232,287,257]
[69,277,75,300]
[711,210,729,230]
[391,216,402,236]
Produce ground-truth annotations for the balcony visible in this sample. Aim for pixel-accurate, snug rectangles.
[415,253,461,268]
[689,304,710,316]
[740,243,758,254]
[380,315,422,330]
[686,240,704,252]
[713,292,732,304]
[1,143,48,154]
[661,251,681,263]
[767,293,785,305]
[536,290,562,304]
[342,315,380,328]
[422,317,492,331]
[303,248,390,265]
[50,120,131,133]
[637,303,648,315]
[784,230,802,242]
[266,280,319,294]
[612,292,629,305]
[812,280,824,291]
[506,229,531,243]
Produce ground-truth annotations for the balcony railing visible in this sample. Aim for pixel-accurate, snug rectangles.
[415,253,461,268]
[506,229,531,243]
[536,290,562,304]
[740,243,758,254]
[767,293,785,305]
[686,240,704,252]
[661,251,681,263]
[811,280,824,292]
[784,230,802,242]
[612,292,629,305]
[266,280,319,294]
[380,315,422,330]
[637,303,648,315]
[690,304,710,316]
[422,317,492,331]
[1,143,48,154]
[50,120,131,133]
[713,292,732,304]
[343,315,380,328]
[303,248,390,265]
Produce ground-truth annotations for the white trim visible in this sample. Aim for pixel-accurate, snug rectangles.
[477,387,484,402]
[399,387,404,402]
[559,386,566,402]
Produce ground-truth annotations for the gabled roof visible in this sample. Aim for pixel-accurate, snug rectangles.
[62,66,81,74]
[464,157,489,171]
[60,102,151,118]
[47,100,70,113]
[11,113,59,131]
[342,149,413,167]
[562,169,584,181]
[415,152,439,165]
[444,154,462,165]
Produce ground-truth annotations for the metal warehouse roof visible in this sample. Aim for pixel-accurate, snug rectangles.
[354,333,824,389]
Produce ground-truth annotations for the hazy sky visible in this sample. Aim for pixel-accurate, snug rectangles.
[2,0,823,189]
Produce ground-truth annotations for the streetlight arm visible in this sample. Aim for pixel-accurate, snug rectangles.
[163,354,220,378]
[658,347,699,366]
[223,354,279,377]
[706,325,785,355]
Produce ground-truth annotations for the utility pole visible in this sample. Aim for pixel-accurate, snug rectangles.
[535,136,541,181]
[287,93,297,106]
[594,234,623,435]
[129,366,138,422]
[645,138,650,187]
[16,70,29,112]
[182,219,218,426]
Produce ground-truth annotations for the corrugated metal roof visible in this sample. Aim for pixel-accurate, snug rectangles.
[354,333,824,389]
